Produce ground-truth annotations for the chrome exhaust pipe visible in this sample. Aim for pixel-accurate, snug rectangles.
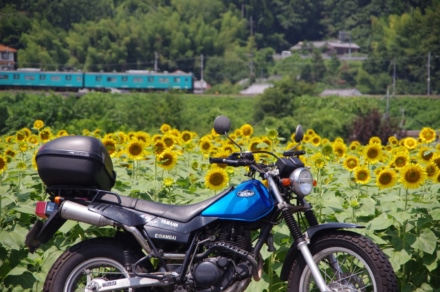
[60,201,114,227]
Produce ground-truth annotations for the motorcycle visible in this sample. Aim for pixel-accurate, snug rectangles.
[25,115,398,291]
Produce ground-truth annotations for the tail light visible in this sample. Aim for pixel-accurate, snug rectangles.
[35,201,58,218]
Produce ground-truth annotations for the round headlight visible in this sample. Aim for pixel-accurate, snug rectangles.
[289,168,313,196]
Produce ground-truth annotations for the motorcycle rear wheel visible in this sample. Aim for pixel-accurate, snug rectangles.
[287,230,398,292]
[43,237,158,292]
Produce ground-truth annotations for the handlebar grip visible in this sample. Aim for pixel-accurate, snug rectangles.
[209,157,227,164]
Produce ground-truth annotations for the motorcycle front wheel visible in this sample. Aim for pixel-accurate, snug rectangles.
[43,237,158,292]
[287,230,398,292]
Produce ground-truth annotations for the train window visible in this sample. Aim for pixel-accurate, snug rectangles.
[13,74,19,79]
[159,78,169,83]
[66,75,72,81]
[0,74,8,79]
[96,76,102,81]
[147,77,154,82]
[174,77,180,82]
[39,75,46,80]
[133,77,143,83]
[122,76,128,82]
[107,77,117,82]
[24,75,35,80]
[51,76,61,81]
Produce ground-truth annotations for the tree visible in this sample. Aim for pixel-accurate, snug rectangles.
[348,108,401,145]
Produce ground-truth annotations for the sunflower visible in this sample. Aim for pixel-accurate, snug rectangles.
[354,165,371,185]
[249,137,263,152]
[349,141,361,151]
[322,143,334,157]
[399,163,427,189]
[57,130,69,137]
[157,150,178,170]
[162,134,176,148]
[126,140,146,160]
[0,155,7,173]
[180,130,194,144]
[93,129,102,137]
[16,130,26,142]
[364,143,382,164]
[135,131,151,145]
[199,138,213,155]
[18,142,28,152]
[267,129,278,141]
[241,124,253,137]
[102,137,118,156]
[388,136,399,147]
[332,141,347,158]
[28,134,39,145]
[204,167,229,191]
[343,155,360,171]
[33,120,44,130]
[311,135,321,147]
[369,136,382,145]
[376,168,398,189]
[417,146,434,163]
[260,137,272,150]
[39,128,52,142]
[391,152,409,169]
[153,140,166,155]
[311,152,326,169]
[425,162,439,180]
[419,127,436,143]
[5,148,16,160]
[160,123,171,133]
[163,177,174,187]
[403,137,418,150]
[431,153,440,169]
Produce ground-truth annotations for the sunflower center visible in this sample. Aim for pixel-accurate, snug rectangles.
[129,144,143,156]
[357,170,368,181]
[395,157,406,167]
[209,173,225,186]
[367,148,378,158]
[379,173,392,184]
[405,170,421,183]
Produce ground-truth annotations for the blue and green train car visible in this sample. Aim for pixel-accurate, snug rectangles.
[0,69,194,92]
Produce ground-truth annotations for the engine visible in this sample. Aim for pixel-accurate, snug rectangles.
[193,257,252,291]
[191,223,258,291]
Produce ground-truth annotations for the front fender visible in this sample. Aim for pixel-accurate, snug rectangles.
[279,222,364,281]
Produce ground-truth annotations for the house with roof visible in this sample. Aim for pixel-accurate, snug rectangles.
[320,88,362,97]
[291,40,360,56]
[0,44,17,70]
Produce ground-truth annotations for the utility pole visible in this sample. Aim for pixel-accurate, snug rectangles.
[154,52,158,72]
[200,54,204,92]
[427,52,431,96]
[392,59,396,96]
[249,16,254,82]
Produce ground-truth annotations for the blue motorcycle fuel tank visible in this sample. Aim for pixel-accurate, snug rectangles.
[201,179,274,222]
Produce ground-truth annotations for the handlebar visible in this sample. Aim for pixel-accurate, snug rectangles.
[208,157,254,167]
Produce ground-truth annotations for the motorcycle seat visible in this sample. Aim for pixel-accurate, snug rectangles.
[97,187,233,222]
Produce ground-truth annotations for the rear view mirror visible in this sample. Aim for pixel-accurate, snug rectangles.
[213,115,231,135]
[294,125,304,142]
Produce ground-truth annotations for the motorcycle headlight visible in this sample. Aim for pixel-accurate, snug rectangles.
[289,168,313,196]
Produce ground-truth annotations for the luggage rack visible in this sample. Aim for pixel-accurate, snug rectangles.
[45,186,122,205]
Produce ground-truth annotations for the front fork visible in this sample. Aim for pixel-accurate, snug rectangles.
[267,176,331,292]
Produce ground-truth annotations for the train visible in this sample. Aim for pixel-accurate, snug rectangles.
[0,69,194,92]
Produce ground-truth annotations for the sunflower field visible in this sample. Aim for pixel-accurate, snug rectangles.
[1,119,440,291]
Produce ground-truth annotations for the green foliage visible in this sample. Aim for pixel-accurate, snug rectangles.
[2,0,438,91]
